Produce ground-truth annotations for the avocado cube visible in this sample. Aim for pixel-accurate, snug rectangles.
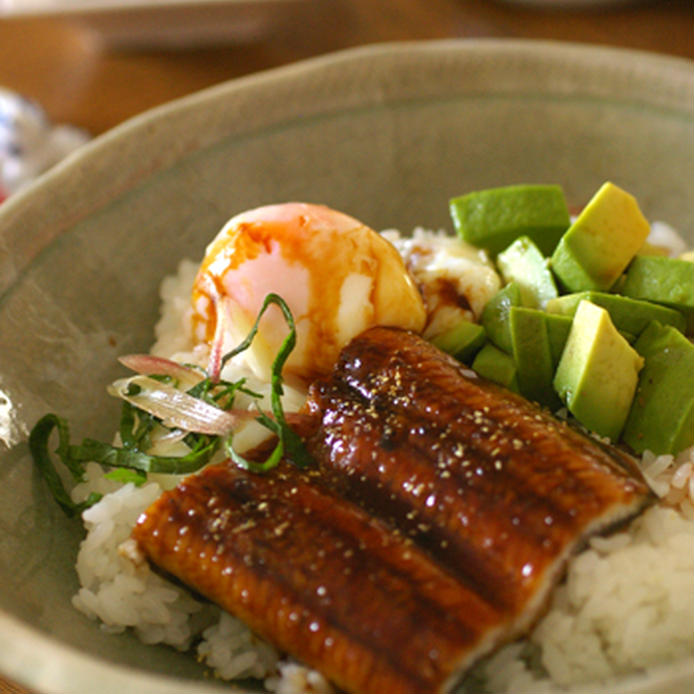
[622,255,694,307]
[449,184,570,257]
[430,319,486,364]
[496,236,559,310]
[622,321,694,455]
[553,300,644,441]
[472,343,519,392]
[509,307,561,409]
[545,291,686,336]
[621,255,694,335]
[545,313,573,365]
[481,282,522,354]
[550,182,651,292]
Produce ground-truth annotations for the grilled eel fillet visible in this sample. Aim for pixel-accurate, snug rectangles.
[133,326,652,694]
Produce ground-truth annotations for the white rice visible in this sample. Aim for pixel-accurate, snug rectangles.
[71,257,329,692]
[467,488,694,693]
[70,237,694,693]
[71,468,210,648]
[70,462,335,690]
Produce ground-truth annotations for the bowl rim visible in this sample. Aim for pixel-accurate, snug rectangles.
[1,37,692,299]
[0,37,692,694]
[2,609,692,694]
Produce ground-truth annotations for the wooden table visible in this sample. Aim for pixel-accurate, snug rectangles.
[0,0,692,692]
[1,0,692,137]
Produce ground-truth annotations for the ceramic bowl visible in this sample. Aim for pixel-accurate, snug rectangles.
[0,39,692,694]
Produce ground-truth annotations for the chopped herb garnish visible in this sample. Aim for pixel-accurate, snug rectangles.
[104,467,148,486]
[220,293,313,471]
[29,293,313,516]
[28,414,103,517]
[119,400,155,451]
[69,433,219,474]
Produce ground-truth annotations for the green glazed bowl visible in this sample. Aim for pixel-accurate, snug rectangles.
[0,39,692,694]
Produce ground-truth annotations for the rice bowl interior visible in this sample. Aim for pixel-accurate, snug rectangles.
[0,40,692,694]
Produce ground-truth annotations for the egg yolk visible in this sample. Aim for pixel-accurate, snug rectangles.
[191,202,426,384]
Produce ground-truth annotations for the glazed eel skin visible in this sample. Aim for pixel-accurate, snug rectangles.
[132,327,652,694]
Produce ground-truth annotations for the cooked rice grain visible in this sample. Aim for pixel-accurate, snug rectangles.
[71,241,694,693]
[465,501,693,692]
[197,611,279,680]
[71,471,210,648]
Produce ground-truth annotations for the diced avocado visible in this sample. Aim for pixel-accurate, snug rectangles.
[481,282,521,353]
[545,291,686,336]
[622,255,694,307]
[496,236,559,309]
[545,313,573,366]
[509,307,561,409]
[550,182,651,292]
[621,255,694,335]
[553,300,644,441]
[449,184,570,257]
[472,343,519,392]
[430,319,486,364]
[622,322,694,455]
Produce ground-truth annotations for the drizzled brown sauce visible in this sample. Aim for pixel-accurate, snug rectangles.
[190,208,425,383]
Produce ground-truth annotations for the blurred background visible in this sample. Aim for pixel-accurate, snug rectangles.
[0,0,692,139]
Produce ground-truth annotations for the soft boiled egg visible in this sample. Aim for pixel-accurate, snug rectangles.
[191,203,426,385]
